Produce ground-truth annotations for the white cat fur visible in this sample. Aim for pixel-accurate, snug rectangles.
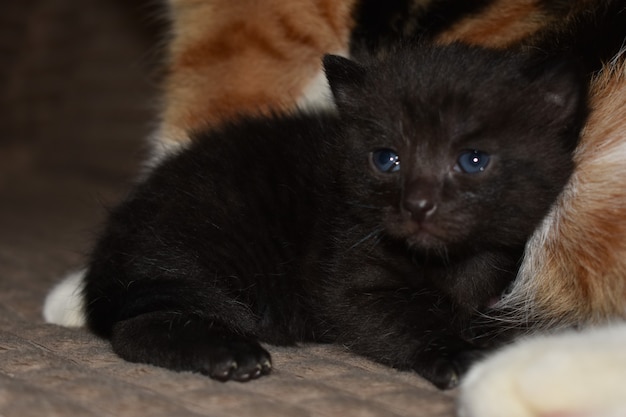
[43,269,87,327]
[458,322,626,417]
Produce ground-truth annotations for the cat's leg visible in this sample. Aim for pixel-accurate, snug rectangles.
[110,311,272,382]
[457,323,626,417]
[84,263,281,382]
[323,280,482,389]
[324,244,516,389]
[43,269,87,327]
[408,332,484,390]
[351,299,480,390]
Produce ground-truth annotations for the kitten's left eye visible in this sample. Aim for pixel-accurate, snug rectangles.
[455,150,490,174]
[371,149,401,173]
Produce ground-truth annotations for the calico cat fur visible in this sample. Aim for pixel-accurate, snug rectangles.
[81,43,586,390]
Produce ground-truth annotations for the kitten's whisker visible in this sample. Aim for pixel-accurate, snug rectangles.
[367,234,385,254]
[434,245,450,265]
[349,227,385,250]
[346,202,379,210]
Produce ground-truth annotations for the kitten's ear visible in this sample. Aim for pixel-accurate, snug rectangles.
[323,54,367,106]
[528,57,587,125]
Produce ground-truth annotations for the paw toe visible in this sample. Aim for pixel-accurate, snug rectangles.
[201,339,272,382]
[429,359,461,390]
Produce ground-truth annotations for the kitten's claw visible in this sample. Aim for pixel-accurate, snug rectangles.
[419,350,485,390]
[199,338,272,382]
[429,359,461,390]
[207,360,237,381]
[110,315,272,382]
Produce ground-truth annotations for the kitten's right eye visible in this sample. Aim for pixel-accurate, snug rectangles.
[455,150,490,174]
[371,149,400,173]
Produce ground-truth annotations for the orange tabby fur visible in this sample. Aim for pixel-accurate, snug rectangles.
[500,55,626,327]
[435,0,549,48]
[156,0,354,157]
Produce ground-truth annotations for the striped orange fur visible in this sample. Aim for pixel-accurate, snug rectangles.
[435,0,548,48]
[156,0,354,158]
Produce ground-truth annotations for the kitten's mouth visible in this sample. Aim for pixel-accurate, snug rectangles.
[384,212,455,250]
[403,221,448,249]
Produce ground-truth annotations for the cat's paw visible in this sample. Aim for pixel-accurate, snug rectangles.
[427,358,462,390]
[457,324,626,417]
[111,315,272,382]
[196,337,272,382]
[419,350,484,390]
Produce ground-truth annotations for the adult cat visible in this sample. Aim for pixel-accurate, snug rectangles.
[80,43,585,390]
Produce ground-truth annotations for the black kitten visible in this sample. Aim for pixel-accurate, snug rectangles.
[83,43,586,389]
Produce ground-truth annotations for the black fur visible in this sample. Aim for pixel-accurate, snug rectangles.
[350,0,626,72]
[522,0,626,76]
[83,43,586,389]
[350,0,493,57]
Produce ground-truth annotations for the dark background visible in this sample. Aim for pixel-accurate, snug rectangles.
[0,0,166,296]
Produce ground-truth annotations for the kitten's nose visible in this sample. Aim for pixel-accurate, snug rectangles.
[403,180,439,222]
[404,198,437,222]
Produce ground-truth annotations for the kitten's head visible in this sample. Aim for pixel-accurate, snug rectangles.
[323,43,587,256]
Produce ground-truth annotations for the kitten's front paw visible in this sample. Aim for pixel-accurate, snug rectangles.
[419,350,484,390]
[428,358,462,390]
[198,337,272,382]
[110,315,272,382]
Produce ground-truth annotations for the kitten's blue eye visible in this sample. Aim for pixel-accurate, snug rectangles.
[456,150,490,174]
[371,149,400,173]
